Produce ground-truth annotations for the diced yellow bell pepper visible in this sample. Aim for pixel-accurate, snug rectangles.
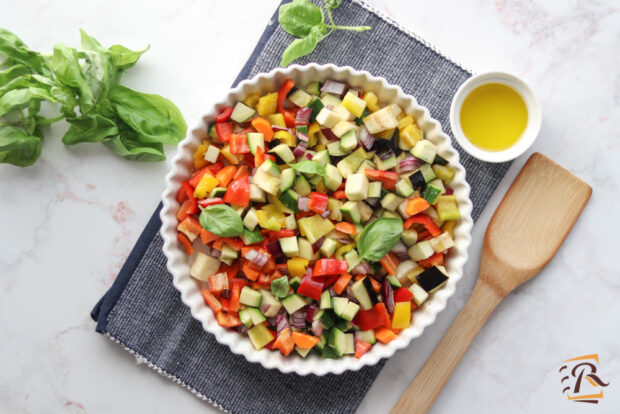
[342,90,367,118]
[297,215,334,244]
[268,113,286,128]
[392,302,411,330]
[220,144,242,165]
[308,122,321,147]
[442,220,457,239]
[334,243,355,260]
[399,123,423,149]
[193,174,218,199]
[273,130,296,147]
[397,115,414,130]
[376,128,395,139]
[287,258,309,277]
[193,143,210,169]
[243,93,260,109]
[256,92,278,116]
[256,210,281,231]
[363,91,380,112]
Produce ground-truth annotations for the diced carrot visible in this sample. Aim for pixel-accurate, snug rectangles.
[251,117,274,142]
[379,252,399,275]
[272,328,295,356]
[405,197,431,216]
[333,274,352,294]
[212,238,225,251]
[177,232,194,255]
[334,222,357,236]
[200,229,219,244]
[324,275,339,288]
[369,277,381,292]
[354,274,365,282]
[418,252,444,268]
[242,260,261,281]
[215,165,237,187]
[332,190,347,200]
[262,256,276,274]
[292,332,320,349]
[375,327,398,344]
[222,237,244,251]
[201,289,222,312]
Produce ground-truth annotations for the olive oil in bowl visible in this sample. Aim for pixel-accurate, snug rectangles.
[459,83,528,152]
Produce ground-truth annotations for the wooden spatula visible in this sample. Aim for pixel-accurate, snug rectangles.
[391,153,591,414]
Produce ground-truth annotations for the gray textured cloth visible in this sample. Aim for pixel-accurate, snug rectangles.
[91,1,511,413]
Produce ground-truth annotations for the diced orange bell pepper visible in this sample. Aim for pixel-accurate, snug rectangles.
[272,327,295,356]
[292,332,320,349]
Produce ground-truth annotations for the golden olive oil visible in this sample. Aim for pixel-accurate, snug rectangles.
[459,83,528,151]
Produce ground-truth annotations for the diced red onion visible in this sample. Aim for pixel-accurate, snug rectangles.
[298,197,311,212]
[305,304,317,322]
[271,125,288,132]
[399,156,423,173]
[266,241,283,258]
[312,237,325,253]
[266,316,278,328]
[295,107,312,125]
[328,287,336,297]
[282,99,296,110]
[320,210,331,218]
[293,140,307,157]
[276,312,290,335]
[311,319,324,337]
[350,261,370,275]
[248,176,253,184]
[382,279,395,315]
[210,249,221,259]
[390,241,409,261]
[366,197,380,207]
[321,80,348,97]
[261,303,271,314]
[305,152,313,160]
[297,131,309,142]
[220,289,231,299]
[321,128,339,141]
[245,249,268,268]
[445,187,454,195]
[358,126,375,150]
[234,325,248,334]
[291,310,307,329]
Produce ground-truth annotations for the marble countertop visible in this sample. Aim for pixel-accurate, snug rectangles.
[1,0,619,412]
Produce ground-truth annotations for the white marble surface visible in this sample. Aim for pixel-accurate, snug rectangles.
[1,0,619,413]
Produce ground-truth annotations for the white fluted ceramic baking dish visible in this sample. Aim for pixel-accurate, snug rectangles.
[160,64,473,375]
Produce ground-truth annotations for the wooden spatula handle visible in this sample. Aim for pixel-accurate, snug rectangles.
[391,279,503,414]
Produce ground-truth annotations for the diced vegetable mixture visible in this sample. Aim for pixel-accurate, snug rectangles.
[176,79,461,359]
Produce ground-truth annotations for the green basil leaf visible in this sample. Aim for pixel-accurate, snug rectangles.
[102,127,165,162]
[108,84,187,145]
[62,114,118,145]
[278,0,324,37]
[288,159,326,176]
[356,217,403,262]
[108,44,150,70]
[324,0,342,10]
[49,43,96,112]
[0,125,43,167]
[0,29,51,76]
[280,25,324,67]
[79,29,115,102]
[0,65,31,85]
[199,204,244,237]
[0,86,58,117]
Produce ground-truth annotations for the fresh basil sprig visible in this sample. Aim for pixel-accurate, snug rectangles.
[354,217,403,267]
[278,0,371,66]
[289,160,326,176]
[199,204,244,238]
[0,28,186,167]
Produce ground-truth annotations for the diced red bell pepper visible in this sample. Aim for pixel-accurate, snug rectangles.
[332,190,347,200]
[355,303,391,331]
[223,176,250,207]
[175,181,198,221]
[308,192,329,214]
[220,260,240,282]
[270,229,295,239]
[296,273,324,301]
[364,169,398,191]
[313,259,348,276]
[197,197,225,208]
[242,153,255,169]
[272,327,295,356]
[215,106,234,123]
[177,232,194,255]
[201,289,222,313]
[176,199,194,222]
[403,213,442,237]
[189,165,214,188]
[221,279,247,312]
[393,287,413,302]
[233,165,250,180]
[230,133,250,154]
[215,311,241,328]
[215,122,233,143]
[207,161,225,175]
[355,339,372,359]
[324,275,340,289]
[418,252,444,268]
[277,79,295,114]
